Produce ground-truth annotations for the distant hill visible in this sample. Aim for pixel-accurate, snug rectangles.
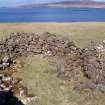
[19,0,105,8]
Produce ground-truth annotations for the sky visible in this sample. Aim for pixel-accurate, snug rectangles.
[0,0,105,7]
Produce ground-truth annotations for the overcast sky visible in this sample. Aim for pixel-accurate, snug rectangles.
[0,0,105,7]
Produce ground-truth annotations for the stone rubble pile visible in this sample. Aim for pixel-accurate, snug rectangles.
[56,53,82,79]
[0,56,12,70]
[81,41,105,92]
[0,32,80,57]
[0,74,13,91]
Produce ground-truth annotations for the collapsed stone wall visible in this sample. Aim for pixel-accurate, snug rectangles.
[0,32,81,105]
[0,32,80,63]
[0,32,82,72]
[1,32,105,104]
[81,41,105,92]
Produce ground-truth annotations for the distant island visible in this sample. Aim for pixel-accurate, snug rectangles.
[19,0,105,8]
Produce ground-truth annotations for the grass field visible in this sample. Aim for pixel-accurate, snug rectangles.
[16,55,105,105]
[0,22,105,47]
[1,22,105,105]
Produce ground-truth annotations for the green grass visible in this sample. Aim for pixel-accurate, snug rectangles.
[15,55,81,105]
[14,55,105,105]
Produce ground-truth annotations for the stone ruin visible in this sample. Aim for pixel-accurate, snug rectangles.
[0,32,82,73]
[0,32,81,105]
[1,32,105,104]
[83,41,105,83]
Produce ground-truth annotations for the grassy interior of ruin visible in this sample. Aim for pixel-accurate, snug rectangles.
[1,22,105,105]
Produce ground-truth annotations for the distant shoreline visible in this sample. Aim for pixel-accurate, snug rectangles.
[19,1,105,9]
